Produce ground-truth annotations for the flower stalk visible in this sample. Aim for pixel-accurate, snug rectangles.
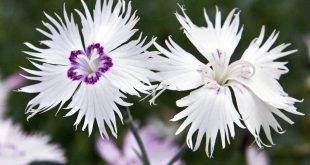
[125,107,150,165]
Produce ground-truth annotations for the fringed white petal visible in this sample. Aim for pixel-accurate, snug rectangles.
[65,78,132,138]
[238,26,303,114]
[0,119,66,165]
[237,69,302,115]
[176,7,243,62]
[24,6,84,65]
[105,36,160,96]
[242,26,297,80]
[153,37,205,91]
[19,63,80,120]
[77,0,139,52]
[232,83,298,148]
[171,86,244,157]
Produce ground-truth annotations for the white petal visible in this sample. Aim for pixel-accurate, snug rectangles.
[105,36,160,95]
[19,63,80,119]
[171,86,244,157]
[153,37,205,91]
[233,65,303,115]
[24,5,84,65]
[237,27,303,113]
[66,77,131,138]
[77,0,139,52]
[241,26,297,80]
[176,7,243,62]
[0,119,66,165]
[232,83,298,147]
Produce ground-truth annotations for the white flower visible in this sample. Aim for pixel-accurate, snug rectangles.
[153,6,303,157]
[0,119,66,165]
[19,0,158,138]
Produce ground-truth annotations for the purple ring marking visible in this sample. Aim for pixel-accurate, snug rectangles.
[67,43,113,85]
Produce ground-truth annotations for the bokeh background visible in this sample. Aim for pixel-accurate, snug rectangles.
[0,0,310,164]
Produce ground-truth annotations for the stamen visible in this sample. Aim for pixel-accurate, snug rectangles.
[200,49,256,86]
[148,84,168,106]
[198,62,220,84]
[228,60,256,79]
[139,87,157,102]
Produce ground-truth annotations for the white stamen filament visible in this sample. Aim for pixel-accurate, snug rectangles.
[78,55,98,73]
[199,58,255,86]
[148,84,168,105]
[227,60,256,80]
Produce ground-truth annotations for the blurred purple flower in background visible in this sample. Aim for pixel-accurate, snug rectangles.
[0,73,26,118]
[0,72,66,164]
[246,147,269,165]
[0,119,66,165]
[97,125,183,165]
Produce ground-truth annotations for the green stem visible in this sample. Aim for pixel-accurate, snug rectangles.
[167,143,188,165]
[125,107,150,165]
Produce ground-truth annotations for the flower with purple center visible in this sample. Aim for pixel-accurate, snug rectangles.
[20,0,159,138]
[67,43,113,84]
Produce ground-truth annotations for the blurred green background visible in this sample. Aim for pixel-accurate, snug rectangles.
[0,0,310,164]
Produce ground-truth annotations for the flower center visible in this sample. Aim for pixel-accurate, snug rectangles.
[199,49,255,86]
[67,43,113,84]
